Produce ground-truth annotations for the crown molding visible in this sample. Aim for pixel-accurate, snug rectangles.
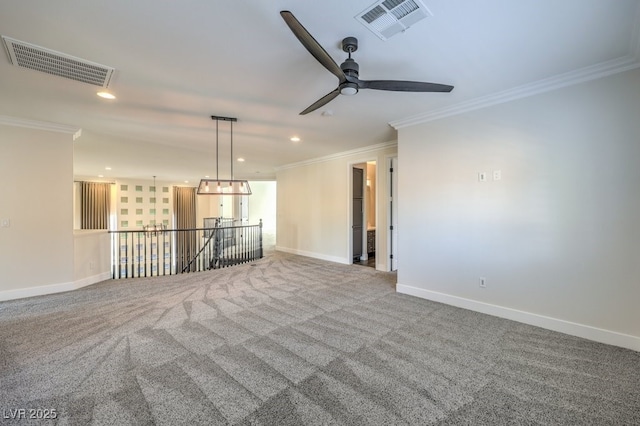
[0,115,82,139]
[390,54,640,130]
[275,140,397,171]
[391,1,640,130]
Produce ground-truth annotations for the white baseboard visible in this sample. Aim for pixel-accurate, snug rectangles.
[275,246,350,265]
[397,283,640,352]
[0,272,111,302]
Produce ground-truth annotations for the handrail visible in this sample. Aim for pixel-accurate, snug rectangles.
[109,219,263,279]
[181,218,221,273]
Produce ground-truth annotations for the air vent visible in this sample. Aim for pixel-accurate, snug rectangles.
[2,36,114,87]
[355,0,432,41]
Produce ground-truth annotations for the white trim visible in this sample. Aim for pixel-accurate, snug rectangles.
[0,115,81,135]
[275,246,349,265]
[397,283,640,352]
[0,272,111,302]
[275,141,397,171]
[390,55,640,129]
[74,272,112,289]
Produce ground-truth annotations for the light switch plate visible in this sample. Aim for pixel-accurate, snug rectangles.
[478,172,487,182]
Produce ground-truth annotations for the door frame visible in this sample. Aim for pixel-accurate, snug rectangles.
[352,166,365,262]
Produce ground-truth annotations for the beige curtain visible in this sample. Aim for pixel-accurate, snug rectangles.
[81,182,111,229]
[174,186,197,272]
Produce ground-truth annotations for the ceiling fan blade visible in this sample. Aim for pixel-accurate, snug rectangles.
[300,88,340,115]
[359,80,454,92]
[280,11,346,83]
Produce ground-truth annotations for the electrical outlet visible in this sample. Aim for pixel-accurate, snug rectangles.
[493,170,502,181]
[479,277,487,288]
[0,218,10,228]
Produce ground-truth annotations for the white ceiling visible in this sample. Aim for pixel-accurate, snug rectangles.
[1,0,639,183]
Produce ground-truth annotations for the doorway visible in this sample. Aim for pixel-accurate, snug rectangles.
[352,161,377,268]
[352,166,364,263]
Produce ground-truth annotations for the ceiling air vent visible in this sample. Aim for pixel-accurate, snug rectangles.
[2,36,114,87]
[355,0,432,41]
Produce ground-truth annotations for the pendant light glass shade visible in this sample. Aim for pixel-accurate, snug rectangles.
[197,179,251,195]
[197,115,251,196]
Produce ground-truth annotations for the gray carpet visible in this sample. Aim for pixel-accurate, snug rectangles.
[1,250,639,425]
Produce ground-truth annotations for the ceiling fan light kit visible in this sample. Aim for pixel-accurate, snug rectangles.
[280,10,453,115]
[197,115,251,196]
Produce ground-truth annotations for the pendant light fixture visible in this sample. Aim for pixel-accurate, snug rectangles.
[144,175,166,233]
[197,115,251,195]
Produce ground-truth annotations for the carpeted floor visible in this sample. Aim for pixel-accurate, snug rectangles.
[1,249,639,425]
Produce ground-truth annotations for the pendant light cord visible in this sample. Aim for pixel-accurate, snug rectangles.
[230,120,234,180]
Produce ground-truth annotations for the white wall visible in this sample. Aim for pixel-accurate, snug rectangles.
[0,124,75,299]
[366,162,377,229]
[276,143,397,268]
[248,181,276,232]
[396,68,640,350]
[74,230,111,284]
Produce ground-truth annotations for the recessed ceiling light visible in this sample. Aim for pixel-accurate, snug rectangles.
[105,166,112,170]
[184,180,189,183]
[290,136,300,142]
[322,110,334,116]
[205,175,210,178]
[98,174,104,178]
[237,158,245,162]
[97,91,116,100]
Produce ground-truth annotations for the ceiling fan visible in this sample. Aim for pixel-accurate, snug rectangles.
[280,10,454,115]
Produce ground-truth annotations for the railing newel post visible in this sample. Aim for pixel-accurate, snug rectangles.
[259,218,263,259]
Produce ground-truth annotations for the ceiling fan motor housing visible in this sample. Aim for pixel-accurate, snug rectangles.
[340,58,359,78]
[340,56,359,95]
